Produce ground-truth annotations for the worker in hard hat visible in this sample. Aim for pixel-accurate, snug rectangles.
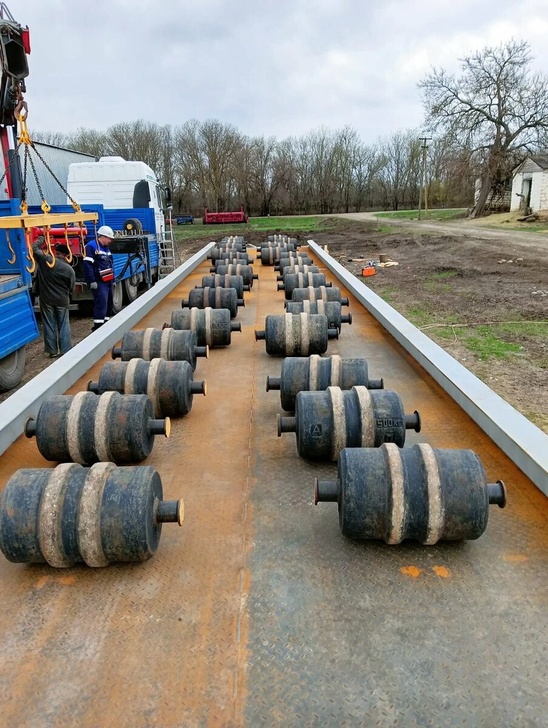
[83,225,115,331]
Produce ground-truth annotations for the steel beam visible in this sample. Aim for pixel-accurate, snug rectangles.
[0,211,99,228]
[308,239,548,496]
[0,242,214,456]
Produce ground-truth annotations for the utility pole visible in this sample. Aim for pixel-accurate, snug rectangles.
[418,136,432,220]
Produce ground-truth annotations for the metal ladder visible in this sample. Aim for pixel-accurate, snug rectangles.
[158,216,179,278]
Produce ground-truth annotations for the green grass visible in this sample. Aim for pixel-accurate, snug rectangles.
[423,270,460,293]
[496,321,548,337]
[375,208,467,221]
[464,327,522,360]
[376,285,398,304]
[173,215,332,242]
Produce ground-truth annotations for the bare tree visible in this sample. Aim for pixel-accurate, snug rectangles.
[419,40,548,217]
[377,131,421,210]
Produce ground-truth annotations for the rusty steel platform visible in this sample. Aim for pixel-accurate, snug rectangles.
[0,251,546,727]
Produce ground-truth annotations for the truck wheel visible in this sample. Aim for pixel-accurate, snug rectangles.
[112,282,124,314]
[123,276,139,304]
[0,346,26,392]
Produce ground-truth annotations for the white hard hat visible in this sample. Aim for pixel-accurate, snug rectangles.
[97,225,114,239]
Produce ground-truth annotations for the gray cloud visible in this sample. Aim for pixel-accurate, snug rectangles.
[20,0,548,142]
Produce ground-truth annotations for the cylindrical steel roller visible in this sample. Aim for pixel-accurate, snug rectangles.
[210,264,258,287]
[87,358,205,417]
[255,313,338,356]
[111,328,208,369]
[211,254,253,268]
[169,307,241,347]
[267,234,298,247]
[277,386,421,460]
[266,355,383,411]
[0,463,184,566]
[276,265,319,280]
[182,286,244,319]
[274,254,314,270]
[259,245,295,265]
[314,444,507,543]
[278,273,331,300]
[290,286,349,306]
[285,300,352,330]
[199,274,249,299]
[25,392,170,464]
[209,246,247,260]
[220,235,245,244]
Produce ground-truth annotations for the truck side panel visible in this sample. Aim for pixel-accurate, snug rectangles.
[0,287,39,356]
[0,199,39,359]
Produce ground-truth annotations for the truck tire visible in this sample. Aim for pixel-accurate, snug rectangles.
[123,276,139,304]
[0,346,26,392]
[112,282,123,314]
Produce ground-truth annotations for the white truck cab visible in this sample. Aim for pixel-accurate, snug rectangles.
[67,156,166,238]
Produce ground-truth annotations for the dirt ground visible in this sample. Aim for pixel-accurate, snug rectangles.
[3,219,547,434]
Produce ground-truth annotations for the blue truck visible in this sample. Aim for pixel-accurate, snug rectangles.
[0,8,171,390]
[0,199,39,390]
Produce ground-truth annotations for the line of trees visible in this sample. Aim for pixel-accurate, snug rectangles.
[33,40,548,218]
[34,121,476,216]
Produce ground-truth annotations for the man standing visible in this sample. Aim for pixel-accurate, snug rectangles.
[83,225,115,331]
[32,237,76,358]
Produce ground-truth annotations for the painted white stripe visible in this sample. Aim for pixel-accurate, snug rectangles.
[284,313,295,355]
[204,307,212,347]
[78,462,113,567]
[124,358,139,395]
[307,285,315,301]
[214,286,222,307]
[146,359,162,416]
[39,463,78,567]
[94,391,116,462]
[330,355,341,386]
[328,386,346,461]
[142,327,154,360]
[318,286,327,301]
[303,299,310,315]
[316,299,325,318]
[418,443,445,545]
[299,312,309,356]
[354,386,375,447]
[385,443,406,545]
[190,306,198,336]
[308,354,320,391]
[297,273,304,289]
[160,328,171,360]
[66,392,87,464]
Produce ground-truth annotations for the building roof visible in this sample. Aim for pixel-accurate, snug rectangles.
[513,154,548,173]
[529,154,548,169]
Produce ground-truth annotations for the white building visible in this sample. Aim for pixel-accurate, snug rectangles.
[510,154,548,213]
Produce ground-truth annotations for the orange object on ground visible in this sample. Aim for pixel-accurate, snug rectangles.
[361,266,376,276]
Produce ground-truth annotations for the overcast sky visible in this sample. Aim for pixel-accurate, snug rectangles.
[17,0,548,144]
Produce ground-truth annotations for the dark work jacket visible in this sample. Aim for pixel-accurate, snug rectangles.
[83,239,114,284]
[32,243,76,308]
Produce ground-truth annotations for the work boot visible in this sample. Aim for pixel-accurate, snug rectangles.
[92,322,103,332]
